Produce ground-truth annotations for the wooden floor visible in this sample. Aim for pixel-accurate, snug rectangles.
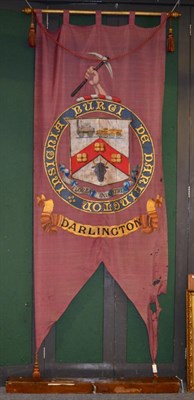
[6,377,180,394]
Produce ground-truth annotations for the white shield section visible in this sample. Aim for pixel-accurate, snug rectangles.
[73,155,129,186]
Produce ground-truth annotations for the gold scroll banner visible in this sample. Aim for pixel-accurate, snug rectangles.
[37,194,163,238]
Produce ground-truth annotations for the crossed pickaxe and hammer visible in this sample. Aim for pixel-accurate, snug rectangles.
[71,52,113,97]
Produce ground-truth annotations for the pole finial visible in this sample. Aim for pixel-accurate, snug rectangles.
[32,352,40,379]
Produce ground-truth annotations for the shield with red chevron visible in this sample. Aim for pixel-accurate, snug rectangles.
[69,118,130,187]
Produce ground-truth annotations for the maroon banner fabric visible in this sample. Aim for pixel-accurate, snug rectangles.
[34,11,168,365]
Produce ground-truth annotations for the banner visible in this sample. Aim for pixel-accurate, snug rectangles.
[34,11,168,367]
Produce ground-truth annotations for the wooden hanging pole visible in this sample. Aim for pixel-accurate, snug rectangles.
[22,8,181,18]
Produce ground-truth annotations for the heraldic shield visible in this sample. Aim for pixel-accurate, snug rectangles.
[68,119,131,187]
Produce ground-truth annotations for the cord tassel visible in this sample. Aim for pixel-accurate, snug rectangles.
[28,10,36,47]
[167,17,175,52]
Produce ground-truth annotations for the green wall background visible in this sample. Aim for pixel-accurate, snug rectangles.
[0,10,34,366]
[0,10,177,367]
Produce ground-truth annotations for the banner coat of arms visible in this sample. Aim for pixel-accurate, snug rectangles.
[34,11,168,369]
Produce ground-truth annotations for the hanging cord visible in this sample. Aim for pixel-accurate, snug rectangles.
[25,0,33,9]
[170,0,180,14]
[34,11,168,62]
[25,0,179,57]
[25,0,180,10]
[46,6,49,29]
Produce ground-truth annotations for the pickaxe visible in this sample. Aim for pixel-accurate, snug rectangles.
[71,52,113,97]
